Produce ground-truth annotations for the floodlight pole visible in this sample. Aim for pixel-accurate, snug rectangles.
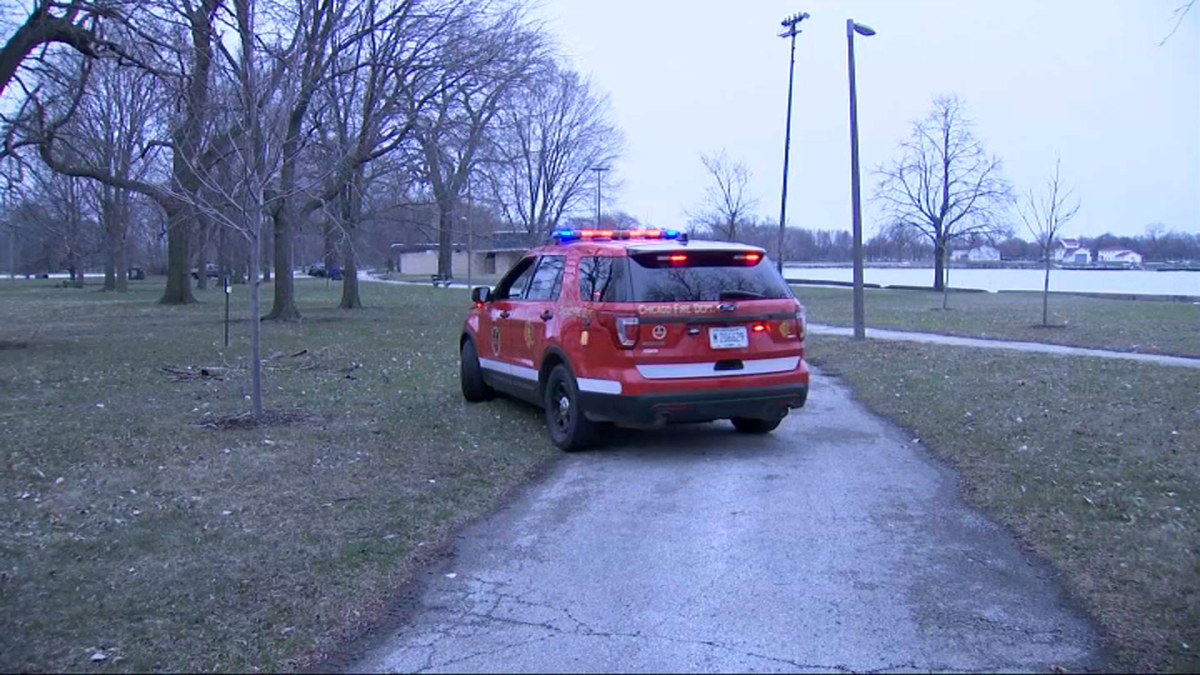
[777,11,809,274]
[591,166,608,228]
[847,18,875,340]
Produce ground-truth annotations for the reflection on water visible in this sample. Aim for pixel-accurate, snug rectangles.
[783,267,1200,295]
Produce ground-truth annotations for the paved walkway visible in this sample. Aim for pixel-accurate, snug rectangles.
[807,324,1200,369]
[346,370,1108,673]
[357,273,1200,370]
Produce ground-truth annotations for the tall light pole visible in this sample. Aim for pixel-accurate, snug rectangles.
[847,18,875,340]
[590,166,608,228]
[777,11,809,274]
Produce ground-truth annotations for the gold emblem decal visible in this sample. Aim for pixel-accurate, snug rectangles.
[652,324,667,340]
[524,321,536,349]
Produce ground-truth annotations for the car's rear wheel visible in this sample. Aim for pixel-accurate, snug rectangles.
[731,417,783,434]
[544,365,596,452]
[460,339,494,402]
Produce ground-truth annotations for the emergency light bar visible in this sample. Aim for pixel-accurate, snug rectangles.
[551,229,688,244]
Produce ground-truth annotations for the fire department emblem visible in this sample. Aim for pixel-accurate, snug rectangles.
[652,324,667,340]
[524,321,536,349]
[491,326,501,356]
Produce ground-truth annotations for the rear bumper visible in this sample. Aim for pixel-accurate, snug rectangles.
[579,382,809,426]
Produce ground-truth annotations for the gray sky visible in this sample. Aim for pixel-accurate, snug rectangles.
[537,0,1199,239]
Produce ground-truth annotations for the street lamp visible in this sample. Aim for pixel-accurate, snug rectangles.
[847,19,874,340]
[776,11,810,275]
[590,166,609,228]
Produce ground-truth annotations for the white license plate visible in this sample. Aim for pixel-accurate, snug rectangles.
[709,326,749,349]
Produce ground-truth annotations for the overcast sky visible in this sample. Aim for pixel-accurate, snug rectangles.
[536,0,1199,239]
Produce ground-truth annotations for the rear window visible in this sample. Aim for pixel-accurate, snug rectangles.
[627,250,793,302]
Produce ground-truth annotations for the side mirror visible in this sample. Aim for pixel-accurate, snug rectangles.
[471,286,492,304]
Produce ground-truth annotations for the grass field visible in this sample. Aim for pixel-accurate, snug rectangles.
[0,278,553,672]
[806,337,1200,673]
[794,285,1200,358]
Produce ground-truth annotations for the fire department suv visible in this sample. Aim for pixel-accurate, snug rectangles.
[459,229,810,451]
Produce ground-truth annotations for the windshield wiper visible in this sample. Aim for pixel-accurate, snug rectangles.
[718,290,765,300]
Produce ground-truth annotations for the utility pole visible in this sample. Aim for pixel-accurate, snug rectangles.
[847,18,875,340]
[777,11,809,274]
[590,166,609,228]
[466,182,473,290]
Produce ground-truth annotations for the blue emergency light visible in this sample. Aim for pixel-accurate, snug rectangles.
[550,229,687,244]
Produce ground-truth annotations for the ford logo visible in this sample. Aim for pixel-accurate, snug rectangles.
[718,303,736,312]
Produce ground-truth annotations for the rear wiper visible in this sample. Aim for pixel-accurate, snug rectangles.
[719,290,765,300]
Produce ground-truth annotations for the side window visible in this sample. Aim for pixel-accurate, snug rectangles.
[524,256,565,301]
[493,257,537,300]
[578,256,629,302]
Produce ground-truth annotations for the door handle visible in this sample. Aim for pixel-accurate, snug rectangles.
[539,310,553,321]
[500,311,511,319]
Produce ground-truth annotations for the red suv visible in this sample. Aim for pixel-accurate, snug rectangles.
[460,229,809,450]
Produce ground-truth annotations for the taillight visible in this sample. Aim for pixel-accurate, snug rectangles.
[598,312,640,349]
[752,322,767,333]
[780,303,806,340]
[615,316,640,348]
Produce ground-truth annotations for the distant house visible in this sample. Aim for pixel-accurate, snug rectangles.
[1098,248,1143,266]
[1055,239,1092,264]
[950,245,1001,262]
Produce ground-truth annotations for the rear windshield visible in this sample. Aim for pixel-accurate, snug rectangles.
[579,250,793,303]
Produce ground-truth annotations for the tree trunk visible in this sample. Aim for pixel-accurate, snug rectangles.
[1042,255,1051,326]
[437,203,453,278]
[261,227,271,282]
[196,216,210,290]
[323,216,337,272]
[265,207,301,319]
[941,245,950,310]
[932,239,945,291]
[338,175,363,309]
[104,258,116,291]
[159,206,196,304]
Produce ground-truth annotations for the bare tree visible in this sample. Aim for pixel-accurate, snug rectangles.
[486,65,622,240]
[875,95,1013,290]
[0,1,127,100]
[1017,157,1080,326]
[414,4,548,277]
[689,150,757,242]
[1161,0,1196,44]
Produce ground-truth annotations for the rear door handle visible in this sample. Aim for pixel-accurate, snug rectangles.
[500,311,511,319]
[539,310,553,321]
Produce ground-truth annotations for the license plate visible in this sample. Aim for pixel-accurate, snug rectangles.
[709,326,748,349]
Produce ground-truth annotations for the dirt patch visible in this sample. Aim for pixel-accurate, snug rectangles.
[200,409,317,430]
[1028,323,1069,330]
[0,340,30,350]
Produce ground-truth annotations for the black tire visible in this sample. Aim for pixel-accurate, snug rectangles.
[731,417,782,434]
[460,339,494,402]
[544,365,596,452]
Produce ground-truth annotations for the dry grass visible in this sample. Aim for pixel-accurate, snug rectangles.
[0,278,552,672]
[795,286,1200,358]
[807,336,1200,672]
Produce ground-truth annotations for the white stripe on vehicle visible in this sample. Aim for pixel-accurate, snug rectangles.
[478,358,538,381]
[479,358,622,394]
[635,356,800,380]
[577,378,623,395]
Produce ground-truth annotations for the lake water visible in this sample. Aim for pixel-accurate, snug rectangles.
[783,266,1200,296]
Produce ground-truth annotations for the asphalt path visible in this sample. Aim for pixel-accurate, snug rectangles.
[345,369,1109,673]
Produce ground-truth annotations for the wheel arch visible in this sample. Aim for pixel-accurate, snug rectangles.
[537,347,574,398]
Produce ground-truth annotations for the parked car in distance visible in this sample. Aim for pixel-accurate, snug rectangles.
[191,263,220,279]
[307,262,327,277]
[459,229,810,451]
[128,267,146,281]
[328,266,343,280]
